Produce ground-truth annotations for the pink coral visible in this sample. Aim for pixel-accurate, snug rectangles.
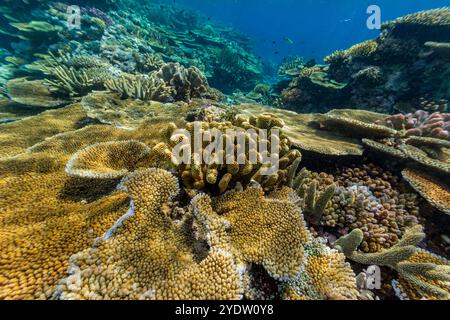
[376,110,450,140]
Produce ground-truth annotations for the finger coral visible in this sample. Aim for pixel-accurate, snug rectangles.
[152,117,300,194]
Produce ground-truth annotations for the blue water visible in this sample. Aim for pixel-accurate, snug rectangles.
[168,0,449,63]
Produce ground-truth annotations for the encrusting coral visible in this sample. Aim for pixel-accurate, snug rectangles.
[334,225,450,300]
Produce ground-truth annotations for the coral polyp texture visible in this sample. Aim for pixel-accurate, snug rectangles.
[53,169,244,300]
[0,0,449,302]
[65,140,151,179]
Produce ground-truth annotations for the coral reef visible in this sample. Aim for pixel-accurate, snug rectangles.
[277,7,450,113]
[375,111,450,141]
[0,2,449,302]
[54,169,244,300]
[152,115,301,194]
[335,226,450,300]
[294,164,421,253]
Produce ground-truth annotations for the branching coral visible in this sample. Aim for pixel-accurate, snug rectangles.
[152,115,301,194]
[334,225,450,300]
[105,74,174,102]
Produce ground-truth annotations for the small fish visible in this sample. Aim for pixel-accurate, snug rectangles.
[207,17,211,21]
[340,18,352,23]
[272,41,276,45]
[274,51,279,55]
[284,37,294,45]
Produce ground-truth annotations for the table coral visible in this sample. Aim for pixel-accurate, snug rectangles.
[282,240,359,300]
[402,168,450,215]
[0,104,88,158]
[66,141,152,179]
[54,169,244,300]
[193,186,311,280]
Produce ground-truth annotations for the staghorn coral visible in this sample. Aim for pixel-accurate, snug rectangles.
[105,73,174,102]
[65,141,151,179]
[35,52,115,97]
[54,168,244,300]
[402,168,450,215]
[334,226,450,300]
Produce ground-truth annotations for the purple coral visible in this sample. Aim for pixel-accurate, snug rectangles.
[376,110,450,140]
[81,6,114,26]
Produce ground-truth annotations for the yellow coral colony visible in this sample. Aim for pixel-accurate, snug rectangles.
[54,169,244,300]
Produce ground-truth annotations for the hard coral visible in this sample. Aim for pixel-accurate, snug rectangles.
[65,141,151,180]
[335,226,450,300]
[296,164,420,253]
[54,169,244,300]
[375,111,450,141]
[193,186,311,280]
[282,240,358,300]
